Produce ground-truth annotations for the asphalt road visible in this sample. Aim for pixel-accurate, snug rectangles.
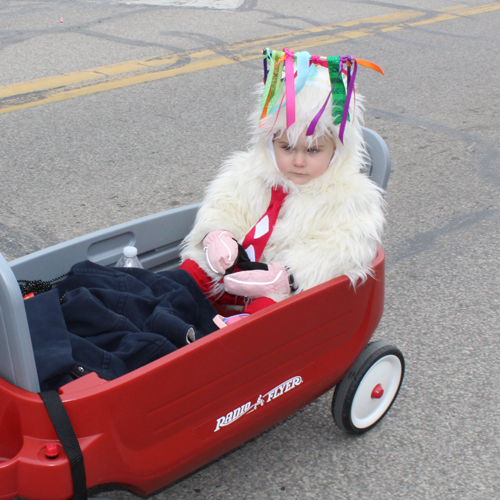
[1,1,499,499]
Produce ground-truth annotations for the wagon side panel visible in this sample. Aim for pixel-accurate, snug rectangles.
[57,251,386,495]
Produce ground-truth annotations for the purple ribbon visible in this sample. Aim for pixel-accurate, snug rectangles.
[306,56,357,144]
[338,56,357,144]
[306,86,333,137]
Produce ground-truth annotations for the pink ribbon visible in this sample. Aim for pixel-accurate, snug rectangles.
[309,55,328,68]
[284,48,295,129]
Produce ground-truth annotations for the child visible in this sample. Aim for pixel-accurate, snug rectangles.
[180,49,385,316]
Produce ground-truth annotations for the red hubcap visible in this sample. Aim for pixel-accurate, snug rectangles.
[371,384,384,399]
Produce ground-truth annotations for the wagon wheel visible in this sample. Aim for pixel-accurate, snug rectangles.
[332,341,404,434]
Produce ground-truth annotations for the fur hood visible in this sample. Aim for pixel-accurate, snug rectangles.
[251,65,365,176]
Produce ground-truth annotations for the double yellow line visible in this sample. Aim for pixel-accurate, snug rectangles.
[1,3,499,114]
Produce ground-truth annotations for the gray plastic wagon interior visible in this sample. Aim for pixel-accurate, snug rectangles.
[0,127,390,393]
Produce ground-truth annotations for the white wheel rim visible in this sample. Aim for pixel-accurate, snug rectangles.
[351,354,402,429]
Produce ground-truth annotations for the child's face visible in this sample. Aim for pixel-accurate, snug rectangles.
[273,130,336,185]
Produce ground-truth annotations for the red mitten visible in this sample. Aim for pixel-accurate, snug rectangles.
[223,262,290,298]
[203,230,238,275]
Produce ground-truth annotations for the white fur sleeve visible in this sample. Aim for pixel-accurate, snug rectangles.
[284,177,385,292]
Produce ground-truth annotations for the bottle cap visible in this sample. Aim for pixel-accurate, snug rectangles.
[123,246,138,258]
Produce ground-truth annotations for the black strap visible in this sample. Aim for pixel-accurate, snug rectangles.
[225,243,269,275]
[237,261,269,271]
[40,390,88,500]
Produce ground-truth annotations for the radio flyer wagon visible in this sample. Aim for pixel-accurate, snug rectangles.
[0,128,403,500]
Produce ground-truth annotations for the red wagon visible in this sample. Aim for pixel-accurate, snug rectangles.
[0,128,403,500]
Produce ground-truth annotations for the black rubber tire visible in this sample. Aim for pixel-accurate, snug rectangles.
[332,340,405,434]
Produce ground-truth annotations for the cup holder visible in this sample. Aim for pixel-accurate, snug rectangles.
[0,402,23,463]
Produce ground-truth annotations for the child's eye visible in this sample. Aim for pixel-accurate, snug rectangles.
[308,147,319,154]
[283,145,293,151]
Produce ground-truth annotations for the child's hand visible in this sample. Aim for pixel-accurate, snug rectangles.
[203,230,238,275]
[223,262,290,298]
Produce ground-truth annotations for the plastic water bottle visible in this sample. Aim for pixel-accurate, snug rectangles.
[115,246,144,269]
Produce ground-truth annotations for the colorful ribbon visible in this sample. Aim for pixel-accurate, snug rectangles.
[260,48,383,142]
[284,48,295,128]
[306,56,345,137]
[338,55,357,143]
[261,50,285,122]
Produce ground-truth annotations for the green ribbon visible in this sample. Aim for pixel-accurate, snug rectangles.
[261,49,285,116]
[327,56,347,125]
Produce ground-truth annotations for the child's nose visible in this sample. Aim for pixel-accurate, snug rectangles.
[293,151,306,167]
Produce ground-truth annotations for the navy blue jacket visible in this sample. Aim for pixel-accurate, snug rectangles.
[25,261,218,391]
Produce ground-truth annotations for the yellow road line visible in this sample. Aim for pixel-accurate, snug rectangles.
[1,2,499,114]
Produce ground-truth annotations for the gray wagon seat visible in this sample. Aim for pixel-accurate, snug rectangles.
[0,128,390,393]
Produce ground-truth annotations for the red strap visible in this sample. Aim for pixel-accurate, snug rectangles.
[242,186,288,262]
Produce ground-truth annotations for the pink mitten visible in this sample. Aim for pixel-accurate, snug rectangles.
[203,230,238,275]
[223,262,290,298]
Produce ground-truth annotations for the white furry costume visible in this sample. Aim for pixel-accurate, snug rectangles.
[181,64,385,303]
